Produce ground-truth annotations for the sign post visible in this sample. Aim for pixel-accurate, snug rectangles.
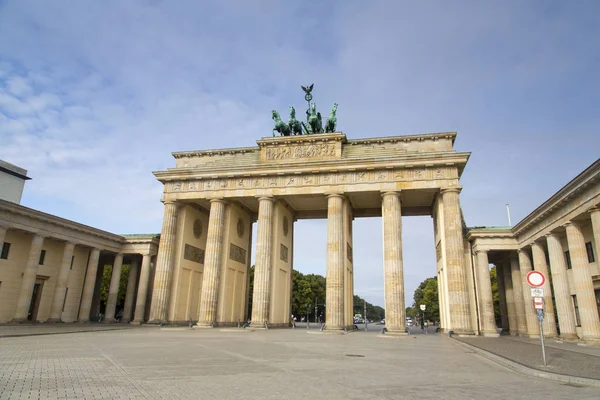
[527,271,547,366]
[420,304,426,334]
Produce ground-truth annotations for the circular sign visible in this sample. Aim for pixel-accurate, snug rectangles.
[193,219,202,239]
[236,218,245,238]
[526,271,546,288]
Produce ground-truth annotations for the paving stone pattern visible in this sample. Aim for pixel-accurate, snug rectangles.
[0,327,599,399]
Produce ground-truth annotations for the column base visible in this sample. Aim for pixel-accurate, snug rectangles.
[46,318,63,324]
[481,332,500,338]
[147,319,169,326]
[384,330,409,337]
[10,318,31,324]
[130,320,143,326]
[527,334,541,339]
[558,333,578,340]
[450,329,475,336]
[581,336,600,345]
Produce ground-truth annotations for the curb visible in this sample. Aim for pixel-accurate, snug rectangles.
[0,326,135,339]
[451,337,600,388]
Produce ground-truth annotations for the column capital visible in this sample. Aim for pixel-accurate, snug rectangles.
[588,206,600,215]
[162,199,177,205]
[326,193,345,200]
[474,249,488,255]
[381,191,401,199]
[440,186,462,195]
[517,248,528,254]
[256,196,275,203]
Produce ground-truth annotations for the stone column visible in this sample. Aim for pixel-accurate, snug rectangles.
[591,207,600,272]
[565,221,600,341]
[197,199,227,327]
[474,251,498,336]
[78,248,101,322]
[12,234,45,321]
[148,201,179,323]
[509,253,528,335]
[133,254,152,324]
[546,232,577,339]
[325,193,345,331]
[250,197,275,326]
[48,241,76,322]
[503,259,518,335]
[496,262,509,333]
[122,257,139,322]
[382,192,406,334]
[518,249,540,337]
[531,242,557,337]
[440,188,472,334]
[104,253,124,322]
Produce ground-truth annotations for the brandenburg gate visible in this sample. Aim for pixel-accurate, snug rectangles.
[148,87,475,335]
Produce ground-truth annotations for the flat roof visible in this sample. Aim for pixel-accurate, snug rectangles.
[0,160,31,180]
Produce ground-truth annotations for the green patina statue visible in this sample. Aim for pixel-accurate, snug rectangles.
[271,84,338,136]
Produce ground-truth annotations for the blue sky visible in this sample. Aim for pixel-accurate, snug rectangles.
[1,1,599,308]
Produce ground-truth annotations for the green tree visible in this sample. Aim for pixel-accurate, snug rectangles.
[99,264,131,315]
[489,265,500,325]
[412,276,439,322]
[353,295,385,321]
[247,265,254,319]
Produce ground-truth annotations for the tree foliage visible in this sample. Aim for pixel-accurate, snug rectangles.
[490,265,501,325]
[412,276,439,322]
[99,264,131,314]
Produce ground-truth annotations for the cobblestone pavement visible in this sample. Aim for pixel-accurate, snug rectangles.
[456,335,600,380]
[1,328,599,399]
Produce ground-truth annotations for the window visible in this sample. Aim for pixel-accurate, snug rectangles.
[1,242,10,259]
[70,255,75,270]
[585,242,595,263]
[572,295,581,327]
[565,251,572,269]
[39,250,46,265]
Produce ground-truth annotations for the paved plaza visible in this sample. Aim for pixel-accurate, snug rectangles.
[1,326,599,399]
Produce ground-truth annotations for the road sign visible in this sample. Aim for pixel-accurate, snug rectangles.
[526,271,546,288]
[420,304,426,311]
[533,297,544,310]
[530,287,544,297]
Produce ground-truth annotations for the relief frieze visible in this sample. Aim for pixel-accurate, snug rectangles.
[264,143,336,161]
[168,166,454,194]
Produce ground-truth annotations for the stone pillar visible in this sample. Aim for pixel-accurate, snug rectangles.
[325,193,345,331]
[197,199,227,327]
[48,241,76,322]
[518,249,540,337]
[12,234,45,321]
[440,188,472,334]
[565,221,600,341]
[148,201,179,323]
[250,197,275,326]
[546,233,577,339]
[503,259,518,335]
[122,257,139,322]
[104,253,124,322]
[0,226,7,247]
[509,253,528,335]
[475,251,498,336]
[496,262,509,333]
[78,248,101,322]
[133,254,152,324]
[531,242,557,337]
[381,192,406,334]
[591,207,600,274]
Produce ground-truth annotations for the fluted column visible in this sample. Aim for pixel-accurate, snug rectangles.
[475,251,498,336]
[531,242,557,337]
[510,253,527,335]
[441,188,472,334]
[496,262,509,333]
[148,201,179,323]
[382,192,406,334]
[12,234,45,321]
[518,249,540,337]
[133,254,152,323]
[503,260,518,335]
[565,221,600,341]
[48,241,76,322]
[546,232,577,339]
[591,207,600,272]
[78,248,101,322]
[122,258,139,322]
[197,199,227,327]
[250,197,275,326]
[325,194,345,331]
[104,253,124,322]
